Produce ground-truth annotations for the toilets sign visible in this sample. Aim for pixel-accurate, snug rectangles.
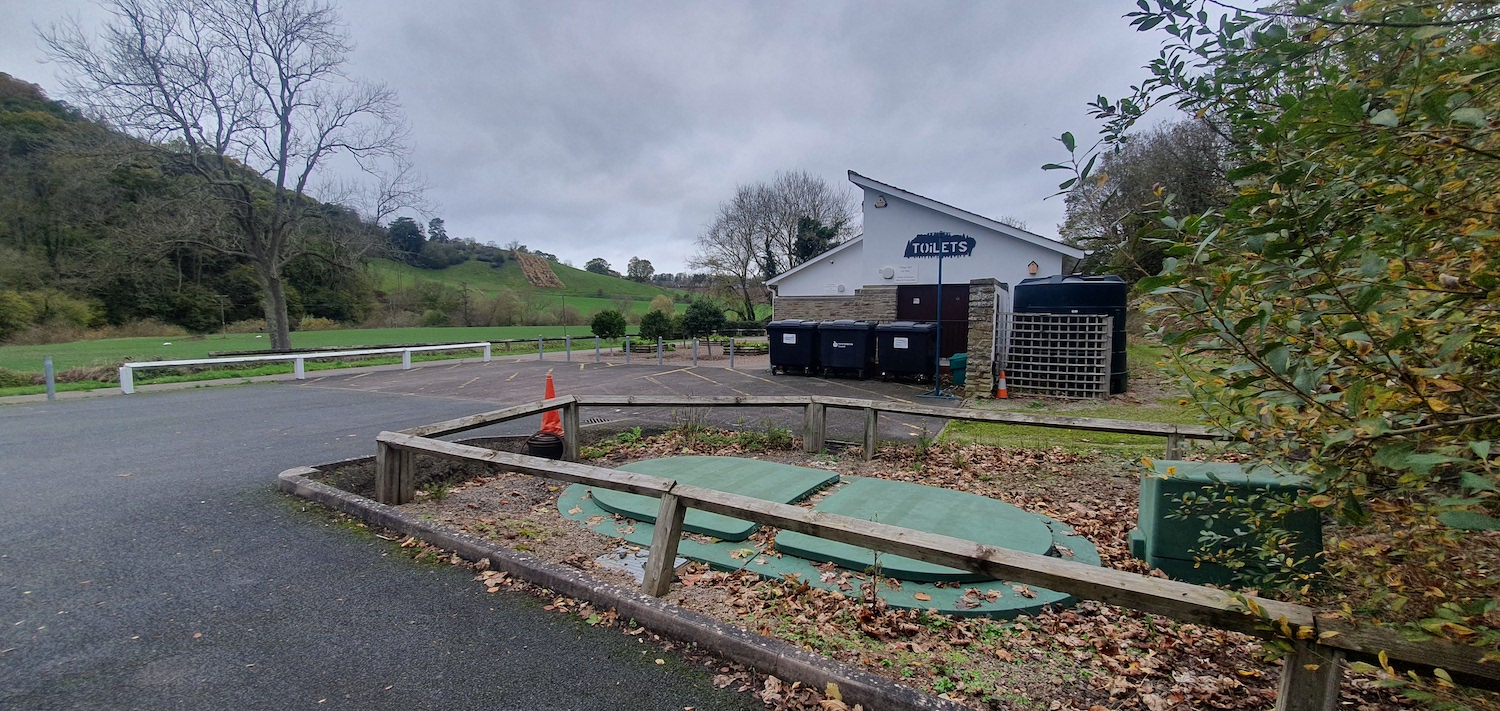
[903,231,975,259]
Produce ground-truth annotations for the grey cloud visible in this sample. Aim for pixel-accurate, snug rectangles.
[1,1,1164,272]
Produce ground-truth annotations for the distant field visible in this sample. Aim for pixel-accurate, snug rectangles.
[0,325,633,373]
[369,257,686,315]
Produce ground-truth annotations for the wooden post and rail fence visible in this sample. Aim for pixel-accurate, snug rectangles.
[365,394,1498,708]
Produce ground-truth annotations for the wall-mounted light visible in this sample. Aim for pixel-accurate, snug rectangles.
[1027,261,1039,275]
[873,196,887,208]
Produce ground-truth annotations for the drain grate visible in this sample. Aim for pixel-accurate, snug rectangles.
[583,417,618,425]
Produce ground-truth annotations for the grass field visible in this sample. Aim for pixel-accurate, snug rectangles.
[369,257,687,316]
[943,342,1211,460]
[0,325,632,374]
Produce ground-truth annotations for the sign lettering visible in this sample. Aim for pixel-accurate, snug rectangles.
[904,231,975,259]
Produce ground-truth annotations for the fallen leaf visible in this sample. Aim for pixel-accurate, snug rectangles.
[913,593,932,601]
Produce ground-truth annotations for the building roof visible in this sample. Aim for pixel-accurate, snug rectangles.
[764,234,863,286]
[847,171,1084,259]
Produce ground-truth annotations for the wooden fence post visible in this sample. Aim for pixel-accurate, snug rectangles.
[803,402,826,454]
[1165,432,1183,460]
[863,408,878,461]
[375,441,415,505]
[563,401,580,462]
[641,493,686,597]
[1275,643,1343,711]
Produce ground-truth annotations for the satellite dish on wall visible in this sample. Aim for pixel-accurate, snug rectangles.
[879,266,895,279]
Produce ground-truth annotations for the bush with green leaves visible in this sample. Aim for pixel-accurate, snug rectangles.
[589,308,627,341]
[1052,0,1500,659]
[638,309,675,342]
[681,298,727,337]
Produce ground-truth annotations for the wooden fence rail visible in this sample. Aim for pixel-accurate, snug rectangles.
[396,394,1225,463]
[371,429,1499,708]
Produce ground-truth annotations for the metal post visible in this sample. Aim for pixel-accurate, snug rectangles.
[402,350,412,370]
[625,336,631,364]
[594,336,600,363]
[44,357,56,401]
[657,337,663,365]
[692,338,698,366]
[294,357,305,379]
[483,343,492,363]
[565,335,572,362]
[119,366,133,394]
[538,336,544,360]
[934,251,944,388]
[729,339,735,369]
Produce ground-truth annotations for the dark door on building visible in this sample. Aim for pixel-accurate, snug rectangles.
[896,285,970,358]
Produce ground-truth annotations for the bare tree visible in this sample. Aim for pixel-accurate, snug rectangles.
[42,0,417,349]
[690,189,763,321]
[1059,119,1230,281]
[754,170,858,278]
[691,170,856,320]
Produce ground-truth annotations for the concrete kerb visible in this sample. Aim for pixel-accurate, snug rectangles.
[276,465,966,711]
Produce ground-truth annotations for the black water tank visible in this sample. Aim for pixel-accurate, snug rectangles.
[1013,275,1129,394]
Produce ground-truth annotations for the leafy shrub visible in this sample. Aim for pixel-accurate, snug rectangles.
[0,290,39,340]
[648,294,674,314]
[420,309,451,327]
[638,309,674,342]
[0,368,32,388]
[297,317,341,331]
[681,298,727,337]
[1053,0,1500,662]
[589,309,627,340]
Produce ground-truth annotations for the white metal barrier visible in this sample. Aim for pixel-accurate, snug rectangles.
[117,342,491,394]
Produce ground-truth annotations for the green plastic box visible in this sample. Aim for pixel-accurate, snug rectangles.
[950,352,967,386]
[1128,460,1322,585]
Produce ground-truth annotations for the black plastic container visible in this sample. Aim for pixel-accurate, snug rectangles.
[876,321,936,380]
[767,319,820,375]
[1013,275,1129,394]
[816,320,878,378]
[526,431,564,459]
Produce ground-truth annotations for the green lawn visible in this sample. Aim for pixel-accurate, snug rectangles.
[944,342,1215,460]
[0,325,631,373]
[369,257,687,315]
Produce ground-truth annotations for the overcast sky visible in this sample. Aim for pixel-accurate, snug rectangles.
[0,1,1167,273]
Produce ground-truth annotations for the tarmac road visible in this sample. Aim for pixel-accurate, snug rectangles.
[0,384,763,710]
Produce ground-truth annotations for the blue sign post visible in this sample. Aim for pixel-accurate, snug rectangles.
[904,232,974,399]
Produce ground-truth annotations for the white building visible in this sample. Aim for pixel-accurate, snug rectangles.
[766,171,1083,393]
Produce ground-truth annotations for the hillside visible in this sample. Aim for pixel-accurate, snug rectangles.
[370,257,685,315]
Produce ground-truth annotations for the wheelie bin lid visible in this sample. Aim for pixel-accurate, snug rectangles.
[768,319,819,329]
[875,321,934,332]
[950,352,968,369]
[817,319,877,330]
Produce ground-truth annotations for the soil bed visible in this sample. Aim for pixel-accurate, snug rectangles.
[311,430,1423,711]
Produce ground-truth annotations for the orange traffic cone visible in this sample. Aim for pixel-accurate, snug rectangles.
[541,373,564,434]
[995,370,1009,399]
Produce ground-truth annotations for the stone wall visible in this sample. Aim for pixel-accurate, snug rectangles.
[965,278,1000,396]
[771,286,897,322]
